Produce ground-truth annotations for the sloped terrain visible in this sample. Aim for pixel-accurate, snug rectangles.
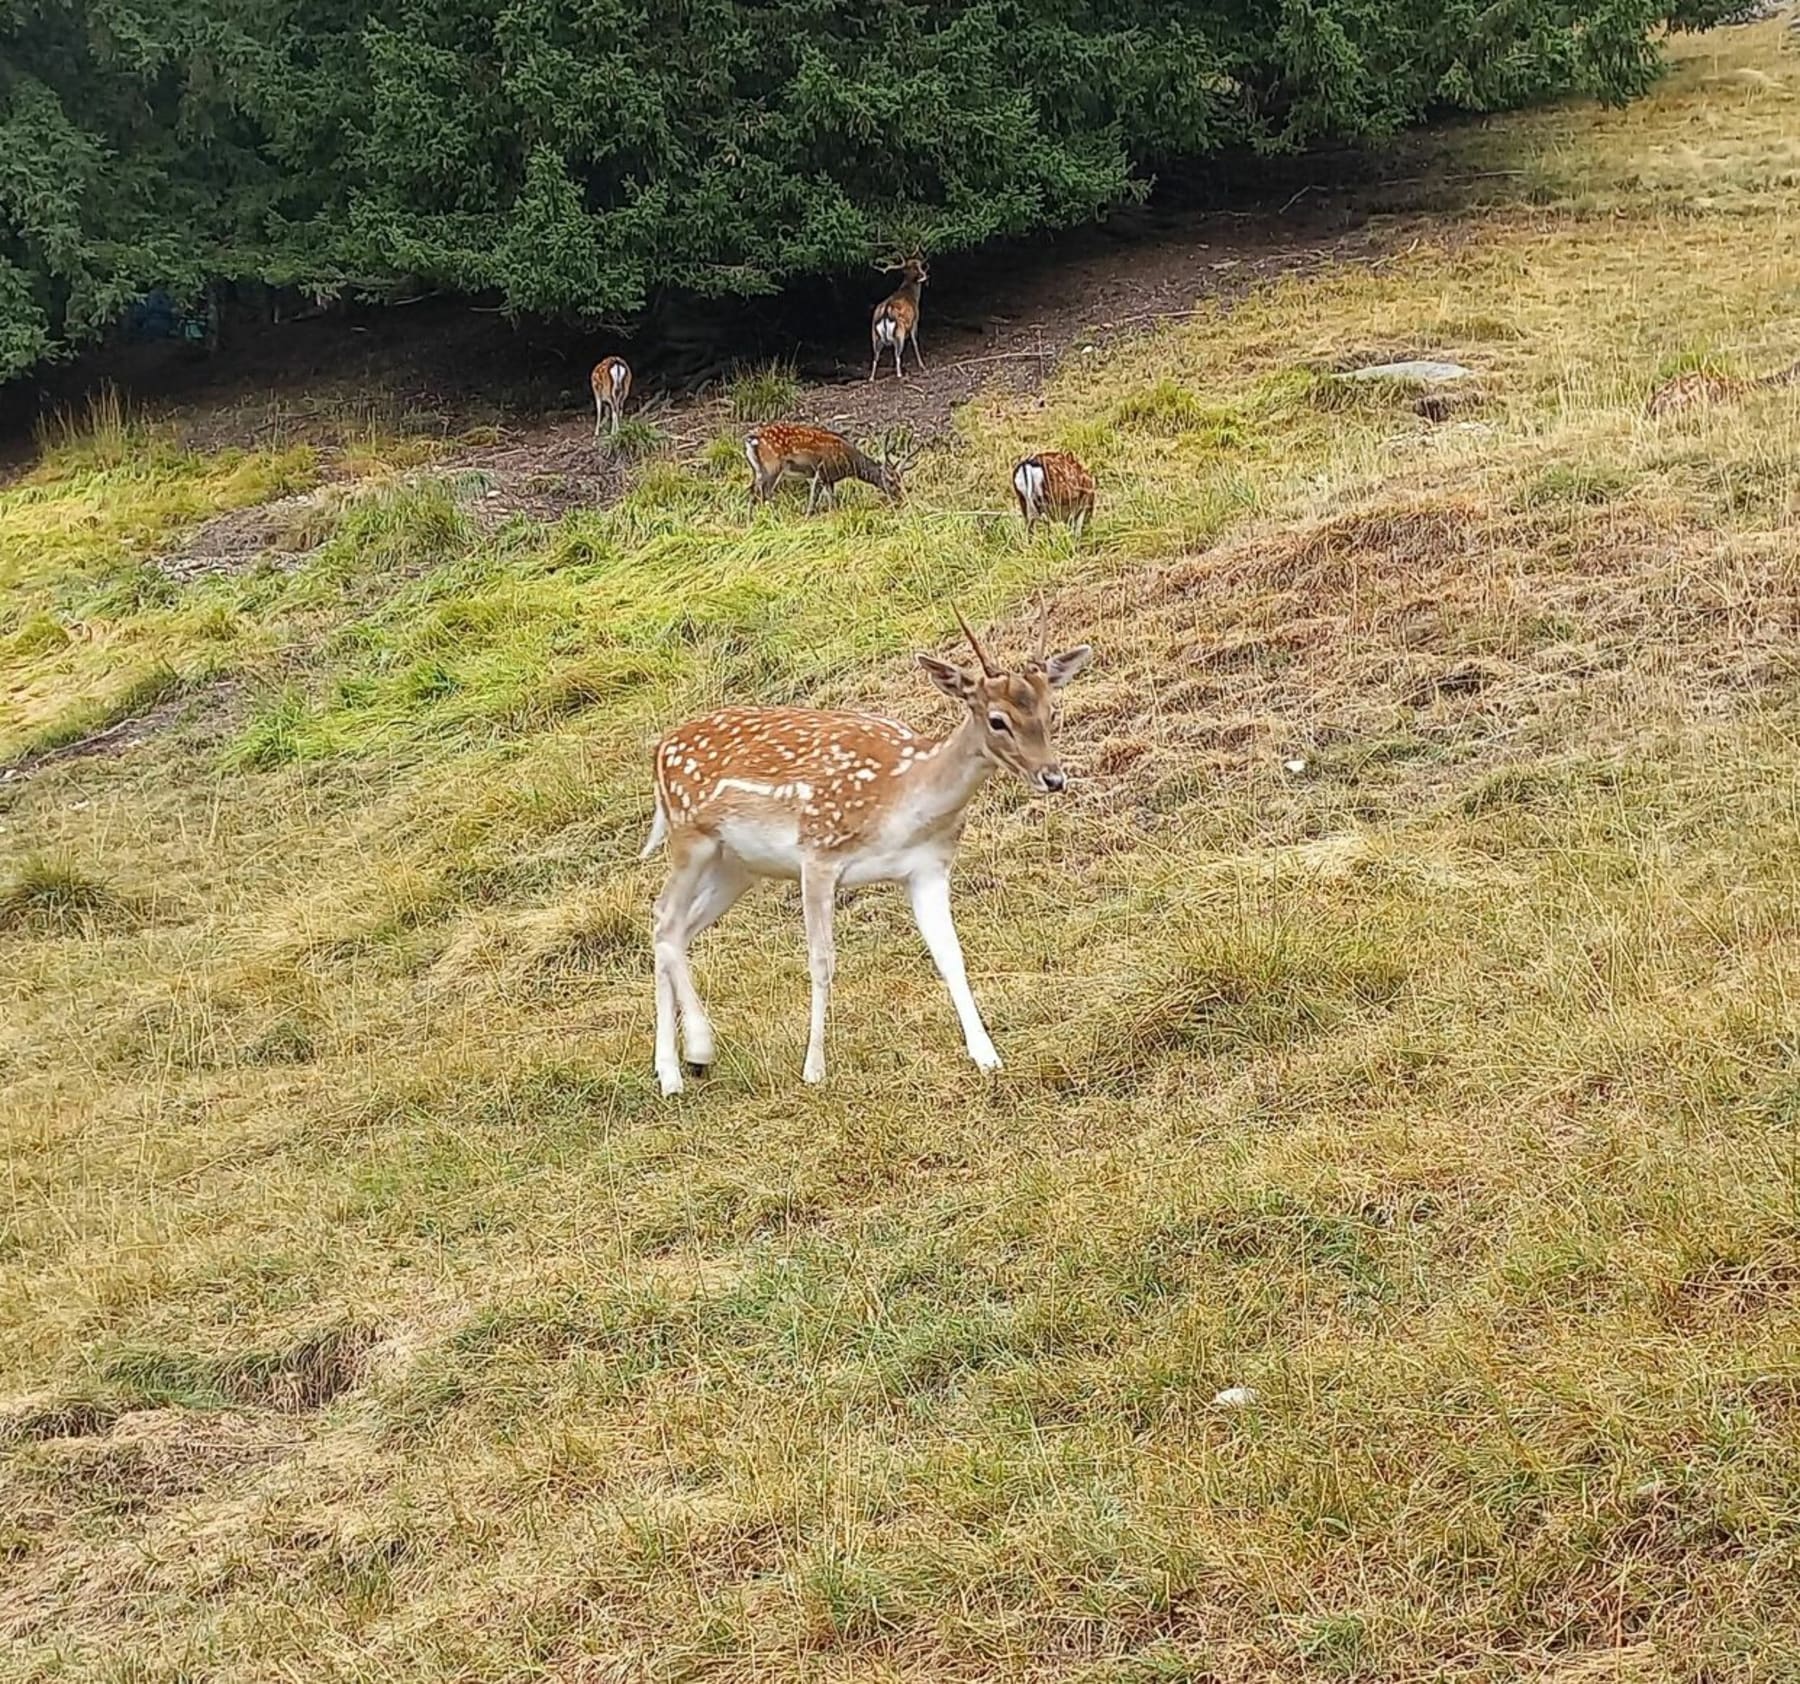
[1,22,1798,1684]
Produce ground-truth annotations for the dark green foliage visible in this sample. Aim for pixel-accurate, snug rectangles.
[2,0,1679,381]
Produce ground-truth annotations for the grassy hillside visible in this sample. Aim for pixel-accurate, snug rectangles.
[2,21,1798,1683]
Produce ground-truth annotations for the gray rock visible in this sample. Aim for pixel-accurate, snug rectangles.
[1339,359,1476,383]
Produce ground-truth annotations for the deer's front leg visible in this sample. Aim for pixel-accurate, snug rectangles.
[799,859,840,1084]
[908,869,1002,1073]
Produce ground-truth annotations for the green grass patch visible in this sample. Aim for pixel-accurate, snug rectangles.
[725,359,800,421]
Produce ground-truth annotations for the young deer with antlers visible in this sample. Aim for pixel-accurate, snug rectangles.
[591,356,632,437]
[745,422,907,513]
[870,255,928,382]
[642,610,1092,1096]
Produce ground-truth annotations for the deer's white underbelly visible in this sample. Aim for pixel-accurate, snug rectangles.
[839,840,953,889]
[717,815,804,877]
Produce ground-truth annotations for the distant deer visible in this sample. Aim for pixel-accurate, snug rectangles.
[591,356,633,437]
[1013,451,1095,535]
[1646,357,1800,418]
[745,422,906,513]
[870,255,928,382]
[641,608,1093,1096]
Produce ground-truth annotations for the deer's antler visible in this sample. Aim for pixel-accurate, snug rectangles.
[952,607,998,677]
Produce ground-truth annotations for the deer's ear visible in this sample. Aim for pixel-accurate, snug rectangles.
[917,654,976,700]
[1043,645,1093,689]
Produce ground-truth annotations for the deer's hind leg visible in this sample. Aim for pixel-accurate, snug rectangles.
[653,835,725,1096]
[670,852,752,1075]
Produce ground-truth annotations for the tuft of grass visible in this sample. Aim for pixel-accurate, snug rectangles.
[5,612,74,658]
[32,384,142,472]
[1516,462,1636,508]
[96,1322,375,1413]
[0,854,133,934]
[702,431,750,474]
[1109,378,1213,436]
[228,684,313,770]
[600,416,667,460]
[725,358,799,421]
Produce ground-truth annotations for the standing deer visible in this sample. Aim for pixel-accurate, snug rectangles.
[641,609,1093,1096]
[870,255,928,382]
[745,422,906,513]
[1646,357,1800,418]
[1013,451,1095,535]
[591,356,633,437]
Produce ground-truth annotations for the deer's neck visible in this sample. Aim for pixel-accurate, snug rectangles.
[846,446,886,488]
[890,715,993,841]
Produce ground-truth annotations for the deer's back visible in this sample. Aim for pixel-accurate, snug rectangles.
[750,423,857,475]
[1022,451,1095,510]
[653,705,942,859]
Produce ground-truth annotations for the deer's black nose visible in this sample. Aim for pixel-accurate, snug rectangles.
[1040,768,1067,793]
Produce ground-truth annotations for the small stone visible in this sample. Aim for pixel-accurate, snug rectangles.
[1283,758,1307,775]
[1213,1385,1257,1409]
[1339,359,1475,384]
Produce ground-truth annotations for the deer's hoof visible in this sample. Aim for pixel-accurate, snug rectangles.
[657,1068,685,1098]
[684,1060,711,1080]
[969,1044,1004,1075]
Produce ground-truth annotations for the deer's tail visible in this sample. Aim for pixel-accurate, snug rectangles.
[640,790,670,859]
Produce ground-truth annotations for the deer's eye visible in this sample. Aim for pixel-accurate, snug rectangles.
[987,713,1011,733]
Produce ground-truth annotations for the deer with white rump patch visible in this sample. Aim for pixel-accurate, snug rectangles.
[641,609,1093,1096]
[1013,450,1095,535]
[591,356,632,437]
[870,254,928,381]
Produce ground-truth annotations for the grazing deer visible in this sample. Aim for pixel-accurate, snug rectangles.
[1646,357,1800,418]
[870,255,928,382]
[641,608,1093,1096]
[745,422,905,513]
[1013,451,1095,535]
[591,356,633,437]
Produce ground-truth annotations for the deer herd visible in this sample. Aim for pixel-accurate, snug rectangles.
[589,251,1089,537]
[597,250,1783,1096]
